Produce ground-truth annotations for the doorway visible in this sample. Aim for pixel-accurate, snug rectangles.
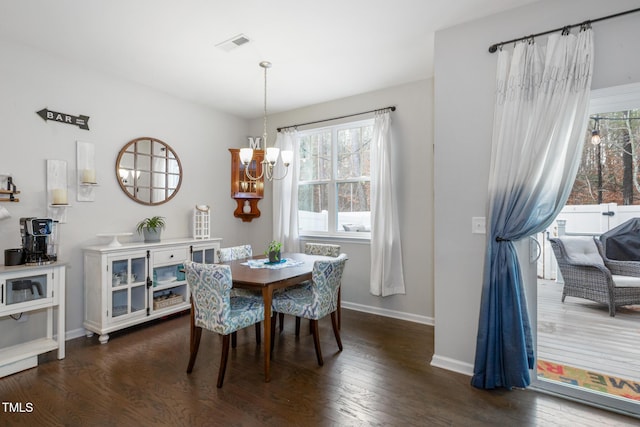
[529,82,640,417]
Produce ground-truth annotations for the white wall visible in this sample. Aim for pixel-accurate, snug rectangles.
[0,40,250,338]
[433,0,640,374]
[0,38,436,341]
[251,79,434,323]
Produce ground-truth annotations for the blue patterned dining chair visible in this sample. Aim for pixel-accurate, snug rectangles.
[217,245,253,262]
[217,244,261,346]
[271,254,347,366]
[184,260,264,388]
[278,243,342,335]
[304,243,341,257]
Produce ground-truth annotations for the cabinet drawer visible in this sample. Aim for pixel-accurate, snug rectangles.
[154,247,189,265]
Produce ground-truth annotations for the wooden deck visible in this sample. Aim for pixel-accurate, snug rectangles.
[537,279,640,383]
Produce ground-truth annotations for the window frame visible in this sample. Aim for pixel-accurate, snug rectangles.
[296,118,374,240]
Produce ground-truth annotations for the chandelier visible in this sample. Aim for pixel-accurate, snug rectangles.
[239,61,292,181]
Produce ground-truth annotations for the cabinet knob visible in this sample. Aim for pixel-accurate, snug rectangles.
[170,254,174,258]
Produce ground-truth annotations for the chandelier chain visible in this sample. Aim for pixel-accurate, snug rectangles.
[263,63,268,146]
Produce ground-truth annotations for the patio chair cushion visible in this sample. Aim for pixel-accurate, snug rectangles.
[560,236,606,268]
[612,275,640,288]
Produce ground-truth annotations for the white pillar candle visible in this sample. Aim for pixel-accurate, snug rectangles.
[52,188,68,205]
[82,169,96,183]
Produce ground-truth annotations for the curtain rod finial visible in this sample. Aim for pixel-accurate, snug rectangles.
[488,44,498,53]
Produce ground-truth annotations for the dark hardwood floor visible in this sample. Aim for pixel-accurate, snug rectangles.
[0,309,637,426]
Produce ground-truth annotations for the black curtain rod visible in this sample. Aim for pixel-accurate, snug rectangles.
[276,106,396,132]
[488,7,640,53]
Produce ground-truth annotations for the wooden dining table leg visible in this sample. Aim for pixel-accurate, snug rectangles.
[262,286,274,382]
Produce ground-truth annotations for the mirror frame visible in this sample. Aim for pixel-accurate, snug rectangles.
[115,137,183,205]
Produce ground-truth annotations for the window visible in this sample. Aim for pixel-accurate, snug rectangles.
[568,109,640,205]
[297,119,374,236]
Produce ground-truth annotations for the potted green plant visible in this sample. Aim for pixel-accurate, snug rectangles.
[136,216,166,243]
[265,240,283,263]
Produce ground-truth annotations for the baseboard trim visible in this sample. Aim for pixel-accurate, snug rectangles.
[341,301,434,326]
[65,327,89,341]
[430,354,474,376]
[62,305,434,343]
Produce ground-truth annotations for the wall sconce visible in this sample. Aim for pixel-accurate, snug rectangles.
[47,159,70,223]
[77,141,98,202]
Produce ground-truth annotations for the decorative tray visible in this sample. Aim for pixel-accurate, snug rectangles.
[156,277,177,286]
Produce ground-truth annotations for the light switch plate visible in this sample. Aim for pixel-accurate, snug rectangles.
[472,217,486,234]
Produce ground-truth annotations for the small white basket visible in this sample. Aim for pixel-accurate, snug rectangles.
[193,205,210,239]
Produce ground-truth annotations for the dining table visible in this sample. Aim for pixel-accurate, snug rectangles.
[222,252,330,382]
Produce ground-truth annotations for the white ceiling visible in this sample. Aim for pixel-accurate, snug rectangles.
[0,0,540,119]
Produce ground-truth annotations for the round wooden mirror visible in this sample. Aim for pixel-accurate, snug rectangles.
[115,137,182,205]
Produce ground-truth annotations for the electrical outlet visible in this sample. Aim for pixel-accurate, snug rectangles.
[472,217,486,234]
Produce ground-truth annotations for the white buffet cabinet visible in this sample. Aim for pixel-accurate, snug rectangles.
[83,238,221,344]
[0,263,66,377]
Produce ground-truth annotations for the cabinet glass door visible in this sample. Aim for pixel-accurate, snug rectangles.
[5,274,48,305]
[191,247,215,264]
[110,254,147,319]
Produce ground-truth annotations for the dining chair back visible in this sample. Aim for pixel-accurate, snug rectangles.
[184,260,264,387]
[278,243,342,334]
[271,254,348,366]
[304,243,341,257]
[217,244,252,262]
[216,245,262,346]
[303,243,342,330]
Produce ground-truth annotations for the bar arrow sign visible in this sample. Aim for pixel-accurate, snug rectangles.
[37,108,90,130]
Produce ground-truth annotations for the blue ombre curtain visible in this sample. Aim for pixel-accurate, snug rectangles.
[471,27,594,389]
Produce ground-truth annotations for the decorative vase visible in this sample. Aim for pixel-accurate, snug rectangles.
[268,250,281,263]
[243,200,251,214]
[143,228,161,243]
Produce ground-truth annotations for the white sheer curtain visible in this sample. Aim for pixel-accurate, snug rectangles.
[472,28,594,389]
[272,129,300,252]
[370,111,405,296]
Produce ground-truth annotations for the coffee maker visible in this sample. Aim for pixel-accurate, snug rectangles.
[20,217,58,265]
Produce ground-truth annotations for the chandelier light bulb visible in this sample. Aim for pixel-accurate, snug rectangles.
[239,148,253,165]
[280,150,293,167]
[265,147,280,165]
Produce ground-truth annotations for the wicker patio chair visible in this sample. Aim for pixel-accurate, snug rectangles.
[549,236,640,316]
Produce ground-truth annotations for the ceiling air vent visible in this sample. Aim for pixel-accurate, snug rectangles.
[216,34,251,52]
